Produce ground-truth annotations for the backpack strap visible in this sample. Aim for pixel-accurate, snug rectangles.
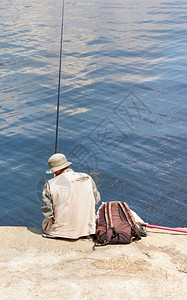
[118,202,141,240]
[105,202,113,229]
[118,202,136,227]
[103,202,114,244]
[104,202,109,229]
[95,202,113,247]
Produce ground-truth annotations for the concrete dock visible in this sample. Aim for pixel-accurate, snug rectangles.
[0,226,186,300]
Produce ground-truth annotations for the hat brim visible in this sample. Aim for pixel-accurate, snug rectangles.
[46,161,72,174]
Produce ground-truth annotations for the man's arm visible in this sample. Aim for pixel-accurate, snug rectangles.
[40,181,54,219]
[91,178,101,204]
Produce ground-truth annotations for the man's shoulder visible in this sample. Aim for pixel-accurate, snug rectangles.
[63,169,88,177]
[66,170,92,182]
[75,171,89,176]
[47,176,56,185]
[75,171,91,178]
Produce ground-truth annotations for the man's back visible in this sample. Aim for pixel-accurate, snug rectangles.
[42,169,97,239]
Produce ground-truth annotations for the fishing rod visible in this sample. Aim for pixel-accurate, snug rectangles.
[139,223,187,234]
[55,0,65,153]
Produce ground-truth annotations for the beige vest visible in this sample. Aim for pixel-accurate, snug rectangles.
[42,170,96,239]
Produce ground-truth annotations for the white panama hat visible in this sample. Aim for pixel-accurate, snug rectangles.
[46,153,72,174]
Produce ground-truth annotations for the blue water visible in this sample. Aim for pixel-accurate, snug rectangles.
[0,0,186,227]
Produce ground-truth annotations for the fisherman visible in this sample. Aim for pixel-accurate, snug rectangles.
[41,153,100,239]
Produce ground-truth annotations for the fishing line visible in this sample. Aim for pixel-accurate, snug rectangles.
[55,0,65,153]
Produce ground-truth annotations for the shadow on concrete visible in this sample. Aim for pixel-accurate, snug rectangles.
[27,226,95,242]
[27,227,43,235]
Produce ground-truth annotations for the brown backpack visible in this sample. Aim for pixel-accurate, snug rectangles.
[95,201,141,246]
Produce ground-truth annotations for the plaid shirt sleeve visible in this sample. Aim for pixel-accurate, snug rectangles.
[91,178,101,205]
[40,181,54,219]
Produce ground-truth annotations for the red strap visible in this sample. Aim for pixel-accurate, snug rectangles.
[118,202,136,227]
[108,201,113,228]
[105,203,109,229]
[104,202,114,229]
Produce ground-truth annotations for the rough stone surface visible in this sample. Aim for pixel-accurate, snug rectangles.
[0,226,187,300]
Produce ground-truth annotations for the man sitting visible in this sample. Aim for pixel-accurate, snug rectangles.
[41,153,100,239]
